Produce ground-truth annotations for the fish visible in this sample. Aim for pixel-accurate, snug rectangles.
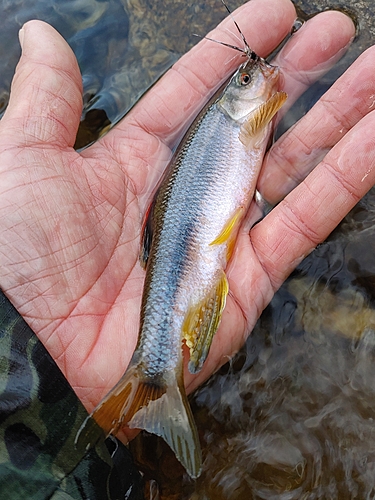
[75,13,287,479]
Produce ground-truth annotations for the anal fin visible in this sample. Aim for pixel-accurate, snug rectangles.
[183,271,229,374]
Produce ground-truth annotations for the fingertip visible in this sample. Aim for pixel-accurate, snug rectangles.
[276,9,355,77]
[314,10,356,55]
[18,26,25,50]
[327,9,357,39]
[3,20,83,149]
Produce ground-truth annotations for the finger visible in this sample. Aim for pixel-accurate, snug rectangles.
[0,20,83,150]
[272,10,355,118]
[252,108,375,291]
[261,21,370,206]
[106,0,296,151]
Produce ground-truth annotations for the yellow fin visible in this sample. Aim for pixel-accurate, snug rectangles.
[210,207,244,246]
[75,363,202,478]
[183,271,229,374]
[239,91,287,148]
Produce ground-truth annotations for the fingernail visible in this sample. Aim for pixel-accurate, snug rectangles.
[18,26,25,49]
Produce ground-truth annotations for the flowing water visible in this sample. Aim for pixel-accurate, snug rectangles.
[1,0,375,498]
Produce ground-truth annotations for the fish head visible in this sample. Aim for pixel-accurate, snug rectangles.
[218,56,281,122]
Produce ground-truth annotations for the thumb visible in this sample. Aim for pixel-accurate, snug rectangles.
[1,20,83,149]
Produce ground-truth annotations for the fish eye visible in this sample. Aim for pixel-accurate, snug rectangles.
[239,72,251,86]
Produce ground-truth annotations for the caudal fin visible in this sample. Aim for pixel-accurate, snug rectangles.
[75,363,202,478]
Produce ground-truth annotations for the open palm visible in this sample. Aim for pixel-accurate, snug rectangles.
[0,0,371,420]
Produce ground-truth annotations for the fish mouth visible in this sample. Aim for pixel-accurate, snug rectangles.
[260,62,280,83]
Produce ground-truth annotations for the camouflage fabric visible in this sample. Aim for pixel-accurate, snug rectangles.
[0,290,144,499]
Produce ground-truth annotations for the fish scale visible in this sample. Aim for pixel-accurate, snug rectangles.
[76,47,287,479]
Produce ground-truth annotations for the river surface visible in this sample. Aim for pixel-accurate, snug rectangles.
[1,0,375,498]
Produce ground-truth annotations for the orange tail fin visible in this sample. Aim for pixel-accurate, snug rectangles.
[75,363,202,478]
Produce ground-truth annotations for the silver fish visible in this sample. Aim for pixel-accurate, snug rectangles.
[76,22,286,478]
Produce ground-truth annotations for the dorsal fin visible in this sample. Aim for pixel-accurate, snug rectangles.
[139,194,158,269]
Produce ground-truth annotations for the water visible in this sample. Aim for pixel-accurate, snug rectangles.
[1,0,375,498]
[0,0,246,148]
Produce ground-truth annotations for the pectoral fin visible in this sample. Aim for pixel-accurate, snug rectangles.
[239,91,287,148]
[209,207,244,261]
[210,207,244,246]
[183,271,229,374]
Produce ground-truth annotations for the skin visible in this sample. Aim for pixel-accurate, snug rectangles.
[0,0,370,435]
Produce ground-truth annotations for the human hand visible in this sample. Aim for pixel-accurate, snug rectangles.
[0,0,358,418]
